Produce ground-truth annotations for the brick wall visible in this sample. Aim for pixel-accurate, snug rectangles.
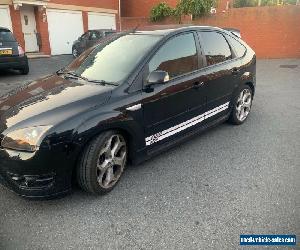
[34,8,51,55]
[9,5,25,50]
[121,0,178,17]
[50,0,119,10]
[121,6,300,58]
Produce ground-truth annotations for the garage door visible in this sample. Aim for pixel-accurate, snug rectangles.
[47,9,84,55]
[88,12,116,30]
[0,5,12,31]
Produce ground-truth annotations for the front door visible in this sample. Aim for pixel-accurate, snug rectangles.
[20,6,38,52]
[142,32,207,148]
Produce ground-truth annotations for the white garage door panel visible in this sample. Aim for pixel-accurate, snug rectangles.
[0,6,12,31]
[88,12,116,30]
[47,9,83,55]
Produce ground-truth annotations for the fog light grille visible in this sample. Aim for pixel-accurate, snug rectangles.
[7,172,55,189]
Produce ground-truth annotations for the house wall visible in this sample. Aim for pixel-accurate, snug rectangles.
[121,6,300,58]
[4,0,119,55]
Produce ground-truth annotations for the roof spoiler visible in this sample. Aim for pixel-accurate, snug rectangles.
[223,28,241,38]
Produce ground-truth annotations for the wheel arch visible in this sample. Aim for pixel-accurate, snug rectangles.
[245,81,255,96]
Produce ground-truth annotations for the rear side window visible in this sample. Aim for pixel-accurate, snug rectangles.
[225,34,246,58]
[0,30,16,42]
[90,31,102,40]
[149,33,198,79]
[200,32,232,66]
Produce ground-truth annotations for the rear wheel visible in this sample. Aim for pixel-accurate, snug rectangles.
[77,131,127,194]
[228,85,253,125]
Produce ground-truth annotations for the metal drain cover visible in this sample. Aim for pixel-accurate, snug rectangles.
[279,65,298,69]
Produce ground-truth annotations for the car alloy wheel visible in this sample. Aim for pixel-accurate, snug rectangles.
[236,88,252,122]
[72,48,79,57]
[96,134,127,189]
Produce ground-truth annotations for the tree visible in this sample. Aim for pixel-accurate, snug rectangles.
[150,2,174,22]
[176,0,215,19]
[150,0,215,23]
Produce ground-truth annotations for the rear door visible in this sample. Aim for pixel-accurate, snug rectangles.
[142,32,207,148]
[198,31,242,122]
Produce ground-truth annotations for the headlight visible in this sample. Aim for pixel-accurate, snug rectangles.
[1,126,52,152]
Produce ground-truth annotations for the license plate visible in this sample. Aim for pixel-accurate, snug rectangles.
[0,49,13,55]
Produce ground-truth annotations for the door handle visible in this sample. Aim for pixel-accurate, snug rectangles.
[193,81,204,89]
[231,67,240,75]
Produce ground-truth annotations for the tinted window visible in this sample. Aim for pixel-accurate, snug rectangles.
[81,32,90,40]
[200,32,232,66]
[0,30,16,42]
[74,34,161,83]
[90,31,102,40]
[225,34,246,58]
[149,33,198,79]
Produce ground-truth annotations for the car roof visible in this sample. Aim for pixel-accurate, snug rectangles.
[88,29,116,32]
[135,25,224,36]
[0,27,11,32]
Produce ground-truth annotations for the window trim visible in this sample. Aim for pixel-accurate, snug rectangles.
[197,31,237,69]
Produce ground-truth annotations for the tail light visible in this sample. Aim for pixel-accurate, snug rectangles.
[18,45,25,56]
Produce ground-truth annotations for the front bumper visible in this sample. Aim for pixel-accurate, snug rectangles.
[0,144,75,199]
[0,55,28,70]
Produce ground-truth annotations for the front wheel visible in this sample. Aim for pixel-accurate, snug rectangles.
[72,47,79,57]
[228,85,253,125]
[77,131,127,194]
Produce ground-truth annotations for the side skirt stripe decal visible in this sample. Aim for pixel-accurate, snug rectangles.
[145,102,230,146]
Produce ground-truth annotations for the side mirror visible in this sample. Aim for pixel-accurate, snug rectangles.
[146,70,170,87]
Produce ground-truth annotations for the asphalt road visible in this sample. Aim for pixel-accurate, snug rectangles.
[0,57,299,250]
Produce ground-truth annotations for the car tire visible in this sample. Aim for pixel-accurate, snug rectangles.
[228,85,253,125]
[20,64,29,75]
[77,130,127,195]
[72,47,79,58]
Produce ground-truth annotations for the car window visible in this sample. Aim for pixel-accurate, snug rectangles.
[74,34,161,83]
[105,31,115,37]
[81,32,90,40]
[224,34,246,58]
[0,30,16,42]
[200,32,232,66]
[90,31,102,40]
[148,33,198,79]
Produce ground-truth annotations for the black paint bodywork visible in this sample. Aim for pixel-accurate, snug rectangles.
[0,26,256,198]
[0,27,28,71]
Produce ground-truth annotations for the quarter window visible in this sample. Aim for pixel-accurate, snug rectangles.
[149,33,198,79]
[200,32,232,66]
[225,34,246,58]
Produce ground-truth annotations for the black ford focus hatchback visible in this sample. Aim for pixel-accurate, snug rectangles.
[0,26,256,199]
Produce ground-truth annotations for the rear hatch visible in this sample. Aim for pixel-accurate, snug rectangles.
[0,28,18,58]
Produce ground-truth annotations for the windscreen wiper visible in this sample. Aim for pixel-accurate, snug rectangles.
[58,71,89,81]
[87,79,118,86]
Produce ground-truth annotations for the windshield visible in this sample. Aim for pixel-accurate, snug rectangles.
[0,30,16,42]
[73,34,161,84]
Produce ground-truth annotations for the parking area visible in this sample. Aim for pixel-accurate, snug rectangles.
[0,58,299,249]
